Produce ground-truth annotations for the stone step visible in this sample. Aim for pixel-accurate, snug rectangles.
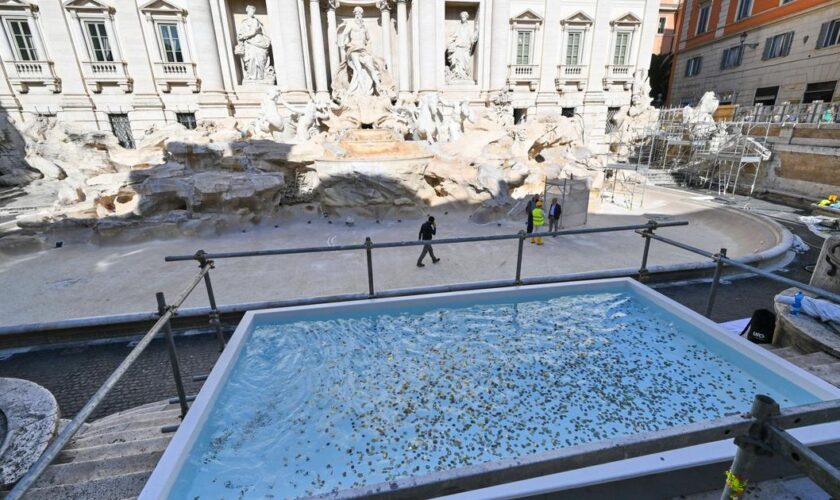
[81,410,181,438]
[803,363,840,387]
[23,470,153,500]
[65,425,167,451]
[34,451,162,488]
[770,346,804,360]
[785,352,839,368]
[55,436,171,464]
[94,401,179,426]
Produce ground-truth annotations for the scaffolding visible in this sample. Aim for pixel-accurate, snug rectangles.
[633,108,775,200]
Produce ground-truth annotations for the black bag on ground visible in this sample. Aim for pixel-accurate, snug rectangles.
[739,309,776,344]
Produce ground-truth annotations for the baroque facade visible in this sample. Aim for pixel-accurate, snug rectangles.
[0,0,659,146]
[668,0,840,106]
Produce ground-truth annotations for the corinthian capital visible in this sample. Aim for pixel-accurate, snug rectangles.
[327,0,339,10]
[376,0,391,12]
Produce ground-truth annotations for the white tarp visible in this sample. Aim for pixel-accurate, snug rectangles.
[775,294,840,324]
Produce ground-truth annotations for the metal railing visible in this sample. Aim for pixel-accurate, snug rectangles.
[9,218,840,498]
[6,263,214,499]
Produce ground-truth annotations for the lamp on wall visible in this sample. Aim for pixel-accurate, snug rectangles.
[739,32,759,49]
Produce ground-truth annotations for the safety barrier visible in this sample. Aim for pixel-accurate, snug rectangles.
[8,218,840,498]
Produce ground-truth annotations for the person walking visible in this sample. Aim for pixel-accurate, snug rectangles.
[531,200,545,245]
[548,198,562,235]
[526,194,539,235]
[417,216,441,267]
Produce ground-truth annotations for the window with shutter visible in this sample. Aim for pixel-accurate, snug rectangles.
[736,0,752,21]
[685,56,702,77]
[816,19,839,49]
[721,46,743,69]
[696,2,711,34]
[763,32,794,59]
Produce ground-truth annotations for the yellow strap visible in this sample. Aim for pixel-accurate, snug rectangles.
[725,469,748,499]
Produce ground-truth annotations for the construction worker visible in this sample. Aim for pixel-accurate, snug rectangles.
[531,200,545,245]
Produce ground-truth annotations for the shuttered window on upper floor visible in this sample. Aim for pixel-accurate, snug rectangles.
[720,45,743,69]
[816,19,840,49]
[762,32,793,60]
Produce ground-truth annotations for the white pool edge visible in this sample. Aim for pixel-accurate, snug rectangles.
[140,278,840,499]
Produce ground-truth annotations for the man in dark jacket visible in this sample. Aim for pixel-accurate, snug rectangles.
[548,198,562,234]
[417,216,441,267]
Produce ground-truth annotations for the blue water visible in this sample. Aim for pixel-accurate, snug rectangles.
[169,289,820,499]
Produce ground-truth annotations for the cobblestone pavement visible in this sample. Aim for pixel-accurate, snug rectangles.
[0,196,829,421]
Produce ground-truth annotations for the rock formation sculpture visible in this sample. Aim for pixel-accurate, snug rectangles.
[446,11,479,82]
[235,5,273,83]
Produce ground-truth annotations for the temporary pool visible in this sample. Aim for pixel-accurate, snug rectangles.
[142,279,840,499]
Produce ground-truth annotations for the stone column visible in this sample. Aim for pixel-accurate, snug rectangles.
[377,1,393,70]
[489,0,511,92]
[326,0,340,79]
[187,0,230,117]
[272,0,308,95]
[417,0,436,93]
[309,0,329,97]
[396,0,410,95]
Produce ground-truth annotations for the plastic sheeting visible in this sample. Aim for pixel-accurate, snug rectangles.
[775,294,840,324]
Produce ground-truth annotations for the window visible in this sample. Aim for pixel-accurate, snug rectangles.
[613,32,630,65]
[562,107,576,118]
[605,107,620,133]
[685,56,702,77]
[754,86,779,105]
[816,19,840,49]
[696,3,711,34]
[763,31,793,59]
[803,81,836,103]
[176,112,196,130]
[658,17,666,34]
[565,32,582,65]
[736,0,752,21]
[720,45,743,69]
[158,23,183,63]
[7,19,38,61]
[109,114,135,149]
[85,21,113,62]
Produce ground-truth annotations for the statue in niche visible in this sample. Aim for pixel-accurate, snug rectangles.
[235,5,274,83]
[446,11,479,82]
[333,6,395,101]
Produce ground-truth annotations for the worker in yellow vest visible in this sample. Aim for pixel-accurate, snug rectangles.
[531,200,545,245]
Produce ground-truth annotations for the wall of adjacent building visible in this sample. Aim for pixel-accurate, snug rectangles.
[669,0,840,106]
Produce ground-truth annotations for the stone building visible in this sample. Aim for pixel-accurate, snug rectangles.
[0,0,659,147]
[654,0,681,55]
[668,0,840,106]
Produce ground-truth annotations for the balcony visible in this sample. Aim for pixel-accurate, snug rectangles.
[555,65,587,92]
[153,62,200,93]
[3,60,61,93]
[603,64,634,90]
[507,64,540,91]
[81,61,132,93]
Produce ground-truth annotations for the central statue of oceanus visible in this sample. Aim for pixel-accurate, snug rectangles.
[332,6,396,102]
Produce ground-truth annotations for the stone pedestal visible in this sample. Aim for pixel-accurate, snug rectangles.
[810,236,840,294]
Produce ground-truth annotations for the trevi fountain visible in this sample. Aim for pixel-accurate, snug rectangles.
[0,4,659,255]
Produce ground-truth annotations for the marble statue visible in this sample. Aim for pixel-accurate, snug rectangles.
[235,5,273,83]
[609,73,659,149]
[490,87,515,130]
[335,6,386,98]
[446,11,479,82]
[278,95,331,141]
[682,91,720,138]
[415,93,447,143]
[443,99,475,141]
[251,88,288,137]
